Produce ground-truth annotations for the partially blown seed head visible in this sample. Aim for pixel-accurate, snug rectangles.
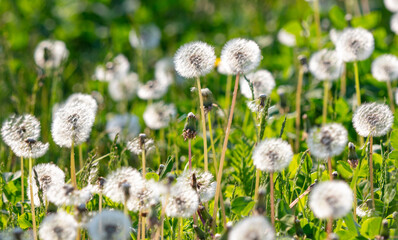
[252,138,293,172]
[174,41,216,78]
[352,102,394,137]
[143,102,176,130]
[87,210,131,240]
[229,216,275,240]
[309,49,343,81]
[39,211,77,240]
[240,70,275,99]
[371,54,398,82]
[336,28,374,62]
[309,181,353,219]
[34,40,69,69]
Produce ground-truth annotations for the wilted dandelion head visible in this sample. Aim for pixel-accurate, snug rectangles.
[137,80,169,100]
[103,167,144,203]
[371,54,398,82]
[34,40,69,69]
[391,13,398,35]
[105,114,140,142]
[336,28,374,62]
[309,181,353,219]
[1,114,41,148]
[47,184,92,206]
[108,72,139,101]
[87,210,131,240]
[127,180,160,212]
[352,102,394,137]
[177,169,216,203]
[155,57,175,86]
[174,41,216,78]
[240,70,275,99]
[221,38,262,74]
[228,216,275,240]
[385,0,398,12]
[52,94,97,148]
[252,138,293,172]
[129,24,161,50]
[11,140,49,159]
[307,123,348,159]
[127,134,155,155]
[39,211,77,240]
[277,29,296,47]
[94,54,130,82]
[143,102,176,130]
[27,163,65,206]
[309,49,343,81]
[164,182,199,218]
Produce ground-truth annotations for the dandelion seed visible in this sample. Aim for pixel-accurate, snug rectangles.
[94,54,130,82]
[1,114,41,148]
[252,138,293,172]
[137,80,169,100]
[105,114,140,142]
[143,101,176,130]
[155,57,175,86]
[229,216,275,240]
[240,70,275,99]
[34,40,69,69]
[309,181,353,219]
[103,167,144,204]
[108,72,139,101]
[177,169,216,203]
[309,49,343,81]
[126,135,155,155]
[371,54,398,82]
[174,41,216,78]
[39,211,77,240]
[87,210,131,240]
[129,24,161,49]
[352,102,394,137]
[336,28,374,62]
[47,184,92,206]
[221,38,262,74]
[384,0,398,12]
[391,13,398,34]
[277,29,296,47]
[164,182,199,218]
[307,123,348,159]
[27,163,65,206]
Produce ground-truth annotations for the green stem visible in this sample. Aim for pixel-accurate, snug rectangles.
[71,141,77,188]
[29,157,38,240]
[196,77,208,172]
[322,81,329,125]
[21,157,24,214]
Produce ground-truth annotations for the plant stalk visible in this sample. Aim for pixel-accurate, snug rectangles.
[270,171,275,226]
[196,77,209,171]
[369,136,375,209]
[386,79,395,112]
[295,67,304,152]
[29,157,38,240]
[21,156,24,214]
[328,157,333,180]
[323,81,329,125]
[71,141,77,188]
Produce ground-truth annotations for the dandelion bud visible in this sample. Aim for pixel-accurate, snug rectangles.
[197,204,213,226]
[309,49,343,81]
[193,225,207,240]
[298,55,309,72]
[336,28,374,62]
[347,142,359,169]
[182,112,198,141]
[384,0,398,12]
[252,138,293,172]
[371,54,398,82]
[380,219,390,239]
[34,40,69,69]
[201,88,214,113]
[221,38,262,74]
[240,70,275,99]
[87,210,131,240]
[352,103,394,137]
[229,216,275,240]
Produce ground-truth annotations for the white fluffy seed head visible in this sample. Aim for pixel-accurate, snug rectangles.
[129,24,161,50]
[221,38,262,74]
[177,169,216,203]
[391,13,398,34]
[11,140,49,159]
[277,29,296,47]
[137,80,169,100]
[34,40,69,69]
[336,28,374,62]
[105,114,141,142]
[352,102,394,137]
[87,210,131,240]
[371,54,398,82]
[329,28,343,46]
[309,49,343,81]
[52,94,97,148]
[240,70,275,99]
[385,0,398,12]
[27,163,65,206]
[1,114,41,148]
[307,123,348,160]
[94,54,130,82]
[39,211,78,240]
[309,181,353,219]
[108,72,139,101]
[164,182,199,218]
[143,102,176,130]
[229,216,275,240]
[174,41,216,78]
[252,138,293,172]
[155,57,175,86]
[126,180,160,212]
[47,184,92,206]
[126,136,155,155]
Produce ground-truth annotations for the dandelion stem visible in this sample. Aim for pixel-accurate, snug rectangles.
[71,140,77,189]
[142,148,146,177]
[29,157,38,240]
[270,171,275,226]
[322,81,329,125]
[188,139,192,170]
[386,79,395,112]
[142,214,146,240]
[99,192,102,213]
[196,77,208,172]
[327,217,333,238]
[79,144,83,170]
[340,63,346,98]
[20,156,24,214]
[212,74,240,232]
[225,75,232,110]
[369,136,375,209]
[254,169,261,201]
[178,217,183,240]
[353,61,364,146]
[295,66,304,152]
[353,181,357,222]
[313,0,322,49]
[138,213,142,240]
[328,157,333,180]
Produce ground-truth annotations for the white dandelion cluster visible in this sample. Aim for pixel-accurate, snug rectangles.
[353,102,394,137]
[371,54,398,82]
[309,49,343,81]
[105,114,141,142]
[228,216,275,240]
[177,169,216,203]
[87,210,131,240]
[155,57,176,86]
[34,40,69,69]
[336,28,374,62]
[94,54,130,82]
[137,80,169,100]
[143,101,176,130]
[277,29,296,47]
[47,184,92,206]
[129,24,161,50]
[252,138,294,172]
[240,70,275,99]
[164,182,199,218]
[108,72,139,101]
[39,211,78,240]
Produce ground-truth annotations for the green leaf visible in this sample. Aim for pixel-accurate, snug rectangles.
[145,172,159,181]
[336,161,353,179]
[343,213,359,236]
[329,6,347,29]
[18,213,32,229]
[231,196,255,216]
[383,183,397,204]
[390,130,398,150]
[351,12,380,29]
[360,217,382,239]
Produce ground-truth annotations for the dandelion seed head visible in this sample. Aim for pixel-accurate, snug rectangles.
[94,54,130,82]
[217,60,234,75]
[221,38,262,74]
[385,0,398,12]
[252,138,293,172]
[39,211,77,240]
[391,13,398,34]
[240,70,275,99]
[371,54,398,82]
[177,169,216,203]
[34,40,69,69]
[309,49,343,81]
[11,140,49,159]
[137,80,169,100]
[329,28,343,46]
[309,181,353,219]
[108,72,139,101]
[47,184,92,206]
[1,114,41,148]
[336,28,374,62]
[127,135,155,155]
[352,102,394,137]
[307,123,348,159]
[27,163,65,206]
[164,182,199,218]
[143,102,176,130]
[105,114,140,142]
[155,57,175,86]
[65,93,98,113]
[87,210,131,240]
[129,24,161,50]
[127,180,160,212]
[174,41,216,78]
[277,29,296,47]
[229,216,275,240]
